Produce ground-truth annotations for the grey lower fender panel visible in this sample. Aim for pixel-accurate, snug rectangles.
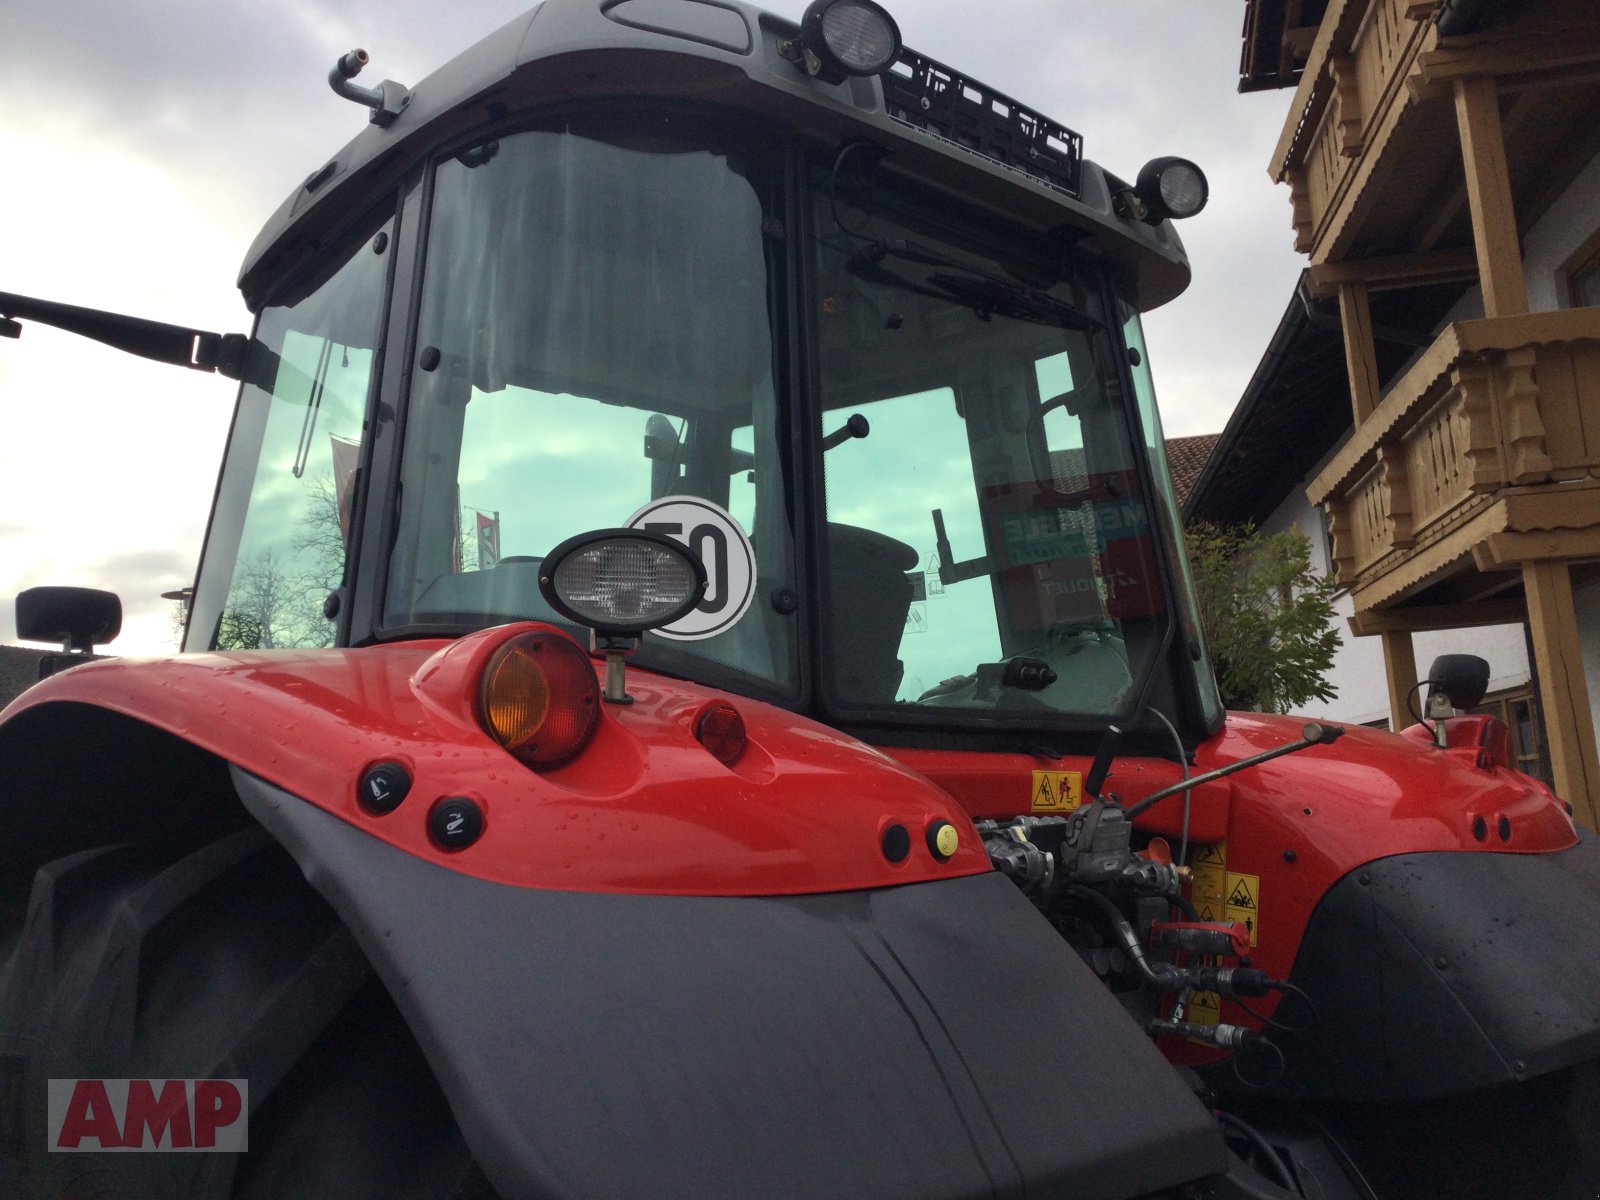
[232,768,1225,1200]
[1273,832,1600,1102]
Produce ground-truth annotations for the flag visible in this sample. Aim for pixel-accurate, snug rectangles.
[328,435,361,541]
[476,511,500,571]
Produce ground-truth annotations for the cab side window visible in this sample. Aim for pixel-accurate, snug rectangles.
[192,218,392,650]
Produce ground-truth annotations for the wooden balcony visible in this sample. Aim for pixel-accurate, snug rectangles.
[1271,0,1600,269]
[1272,0,1442,262]
[1250,0,1600,819]
[1309,307,1600,611]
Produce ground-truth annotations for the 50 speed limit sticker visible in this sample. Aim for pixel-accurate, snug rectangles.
[627,496,756,641]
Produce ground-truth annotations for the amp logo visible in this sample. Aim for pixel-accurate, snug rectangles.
[47,1079,248,1152]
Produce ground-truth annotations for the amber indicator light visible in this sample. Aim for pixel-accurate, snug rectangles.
[479,631,599,769]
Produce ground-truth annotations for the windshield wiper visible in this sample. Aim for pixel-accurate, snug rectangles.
[848,238,1101,332]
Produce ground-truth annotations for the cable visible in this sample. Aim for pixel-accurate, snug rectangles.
[1231,988,1313,1036]
[1232,1031,1287,1090]
[1146,705,1192,865]
[1215,1110,1297,1193]
[1405,678,1432,731]
[1063,885,1176,989]
[827,140,883,245]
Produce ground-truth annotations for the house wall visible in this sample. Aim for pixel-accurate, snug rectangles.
[1260,469,1531,728]
[1523,152,1600,314]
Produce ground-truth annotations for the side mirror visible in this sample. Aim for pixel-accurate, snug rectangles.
[644,414,681,500]
[1425,654,1490,713]
[16,586,122,653]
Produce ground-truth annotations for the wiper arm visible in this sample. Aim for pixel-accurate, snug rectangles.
[850,239,1101,332]
[0,289,249,379]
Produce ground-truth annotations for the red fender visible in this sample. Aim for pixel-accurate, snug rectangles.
[889,712,1577,1056]
[2,623,988,895]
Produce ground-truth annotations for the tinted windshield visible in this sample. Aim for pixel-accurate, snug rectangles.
[813,167,1171,724]
[384,115,796,694]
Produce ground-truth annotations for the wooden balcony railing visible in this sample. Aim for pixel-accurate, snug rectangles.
[1273,0,1440,258]
[1309,308,1600,593]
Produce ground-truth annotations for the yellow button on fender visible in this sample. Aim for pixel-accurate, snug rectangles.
[927,820,959,862]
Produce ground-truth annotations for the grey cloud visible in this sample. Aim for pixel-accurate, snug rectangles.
[88,548,195,590]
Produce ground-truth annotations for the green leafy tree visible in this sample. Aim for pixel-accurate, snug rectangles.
[1184,521,1341,713]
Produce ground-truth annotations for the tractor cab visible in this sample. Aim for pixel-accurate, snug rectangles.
[187,91,1220,757]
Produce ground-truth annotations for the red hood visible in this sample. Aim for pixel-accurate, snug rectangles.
[1204,711,1576,863]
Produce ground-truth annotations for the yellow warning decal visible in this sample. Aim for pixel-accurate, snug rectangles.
[1192,842,1227,868]
[1187,988,1221,1029]
[1224,870,1260,947]
[1188,841,1227,909]
[1030,770,1083,813]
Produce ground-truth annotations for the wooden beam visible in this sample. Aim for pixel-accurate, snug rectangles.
[1473,528,1600,569]
[1414,181,1469,254]
[1347,597,1527,636]
[1454,76,1529,318]
[1503,481,1600,534]
[1308,248,1479,296]
[1417,28,1600,94]
[1522,561,1600,828]
[1338,282,1383,425]
[1381,629,1421,733]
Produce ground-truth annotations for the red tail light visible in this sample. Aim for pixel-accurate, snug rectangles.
[695,702,747,766]
[478,631,599,769]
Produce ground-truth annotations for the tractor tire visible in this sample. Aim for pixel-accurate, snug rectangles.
[1311,1063,1600,1200]
[0,824,499,1199]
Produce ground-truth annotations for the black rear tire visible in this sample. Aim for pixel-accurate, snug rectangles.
[1312,1064,1600,1200]
[0,826,497,1198]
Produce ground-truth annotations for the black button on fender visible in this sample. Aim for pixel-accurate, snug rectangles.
[358,762,411,815]
[428,797,484,851]
[881,823,911,863]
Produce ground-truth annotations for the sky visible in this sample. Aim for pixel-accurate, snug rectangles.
[0,0,1305,655]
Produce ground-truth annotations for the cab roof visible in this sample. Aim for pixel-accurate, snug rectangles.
[240,0,1192,312]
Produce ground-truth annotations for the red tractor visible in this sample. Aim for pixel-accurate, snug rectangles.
[3,2,1598,1196]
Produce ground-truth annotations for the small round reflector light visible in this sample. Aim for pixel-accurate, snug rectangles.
[801,0,901,80]
[695,702,748,766]
[479,631,600,769]
[1134,156,1209,223]
[540,529,707,636]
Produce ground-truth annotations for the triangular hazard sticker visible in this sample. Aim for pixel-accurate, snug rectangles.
[1035,775,1057,808]
[1227,878,1256,909]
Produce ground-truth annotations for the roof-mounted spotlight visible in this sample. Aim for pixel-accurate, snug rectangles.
[1130,157,1208,225]
[539,529,707,704]
[796,0,902,84]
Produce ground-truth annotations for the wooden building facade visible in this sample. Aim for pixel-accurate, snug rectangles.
[1236,0,1600,823]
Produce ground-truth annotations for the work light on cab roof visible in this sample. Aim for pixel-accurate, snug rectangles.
[795,0,901,83]
[1133,156,1208,223]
